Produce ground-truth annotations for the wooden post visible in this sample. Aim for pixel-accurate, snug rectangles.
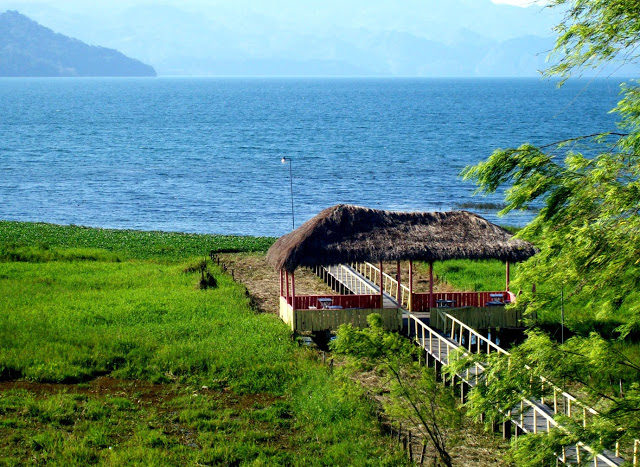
[285,271,290,306]
[396,260,401,301]
[291,271,296,311]
[429,262,434,309]
[506,261,510,292]
[409,260,414,312]
[379,260,384,308]
[503,419,512,440]
[280,269,284,297]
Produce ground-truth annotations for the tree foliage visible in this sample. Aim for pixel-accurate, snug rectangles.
[546,0,640,80]
[463,2,640,333]
[459,0,640,462]
[332,314,462,467]
[448,331,640,462]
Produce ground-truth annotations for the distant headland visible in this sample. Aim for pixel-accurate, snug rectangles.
[0,10,156,77]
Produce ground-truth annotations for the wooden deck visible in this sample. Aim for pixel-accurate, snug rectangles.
[279,297,402,332]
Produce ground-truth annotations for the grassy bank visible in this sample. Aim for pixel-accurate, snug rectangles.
[0,221,406,465]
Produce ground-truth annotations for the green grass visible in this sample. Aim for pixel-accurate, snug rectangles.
[425,259,514,292]
[1,259,294,387]
[0,221,407,465]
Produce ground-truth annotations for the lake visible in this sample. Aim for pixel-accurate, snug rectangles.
[0,77,624,236]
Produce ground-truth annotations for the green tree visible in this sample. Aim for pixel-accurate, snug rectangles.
[459,0,640,462]
[463,0,640,331]
[332,314,462,467]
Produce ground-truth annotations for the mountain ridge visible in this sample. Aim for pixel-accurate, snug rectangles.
[0,10,156,77]
[3,2,633,77]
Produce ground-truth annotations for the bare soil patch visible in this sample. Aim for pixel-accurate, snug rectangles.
[0,377,281,410]
[217,252,334,314]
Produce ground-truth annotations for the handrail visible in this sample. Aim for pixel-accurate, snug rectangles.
[354,262,609,421]
[325,263,631,464]
[353,262,411,307]
[406,310,623,466]
[355,262,513,311]
[324,264,378,295]
[440,310,600,419]
[406,309,486,382]
[516,398,620,467]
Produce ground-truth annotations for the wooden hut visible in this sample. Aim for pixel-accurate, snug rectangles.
[267,204,537,332]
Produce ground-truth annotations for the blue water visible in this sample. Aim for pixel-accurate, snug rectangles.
[0,77,624,237]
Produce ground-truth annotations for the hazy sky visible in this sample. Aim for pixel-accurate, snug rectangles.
[2,0,553,15]
[491,0,548,6]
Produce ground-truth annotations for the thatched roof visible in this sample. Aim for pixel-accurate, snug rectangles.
[267,204,537,272]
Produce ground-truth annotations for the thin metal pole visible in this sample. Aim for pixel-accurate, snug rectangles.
[288,160,294,230]
[281,157,295,230]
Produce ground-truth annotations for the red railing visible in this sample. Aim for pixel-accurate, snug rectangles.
[288,294,381,310]
[286,291,515,312]
[411,291,513,312]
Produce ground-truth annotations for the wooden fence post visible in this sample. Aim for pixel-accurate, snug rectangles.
[503,419,512,440]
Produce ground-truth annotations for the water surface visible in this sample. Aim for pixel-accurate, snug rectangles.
[0,77,623,236]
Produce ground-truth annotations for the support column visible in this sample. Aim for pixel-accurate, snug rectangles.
[506,261,510,292]
[280,269,284,297]
[502,419,512,440]
[291,271,296,311]
[379,260,384,308]
[285,271,290,306]
[409,260,414,312]
[429,262,434,309]
[396,260,401,301]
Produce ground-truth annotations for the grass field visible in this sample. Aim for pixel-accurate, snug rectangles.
[0,221,407,465]
[429,259,512,293]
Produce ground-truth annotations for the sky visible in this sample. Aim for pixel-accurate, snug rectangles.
[491,0,548,6]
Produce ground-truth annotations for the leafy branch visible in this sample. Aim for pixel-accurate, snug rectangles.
[331,314,461,467]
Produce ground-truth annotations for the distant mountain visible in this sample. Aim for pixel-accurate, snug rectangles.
[0,1,563,77]
[0,10,156,77]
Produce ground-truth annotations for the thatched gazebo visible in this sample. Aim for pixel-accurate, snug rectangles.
[267,204,537,331]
